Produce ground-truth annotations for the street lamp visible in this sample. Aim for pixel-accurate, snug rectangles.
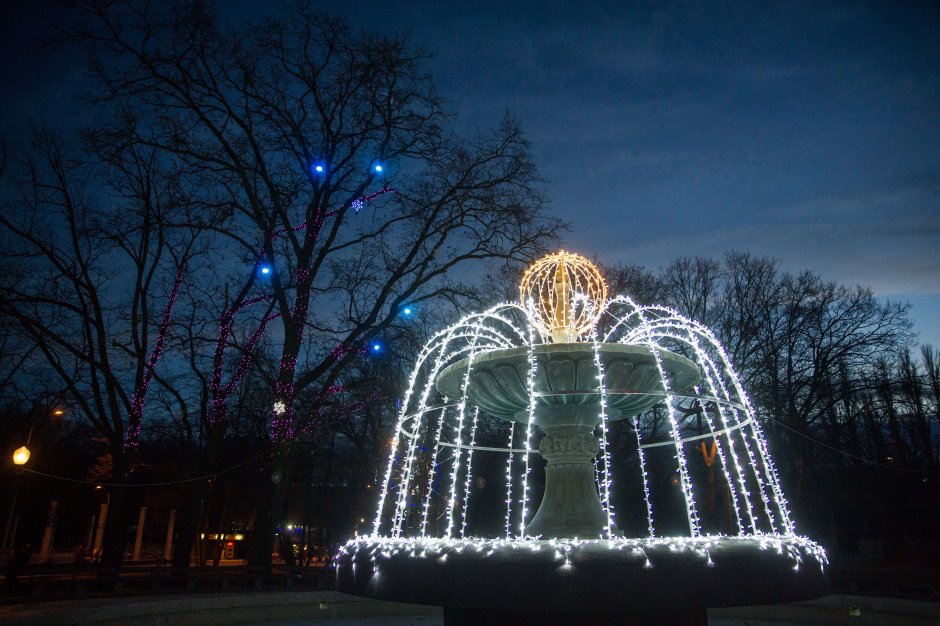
[12,446,30,466]
[3,446,30,563]
[3,404,65,557]
[13,406,65,464]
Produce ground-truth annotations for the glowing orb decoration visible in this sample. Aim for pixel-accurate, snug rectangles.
[520,251,607,342]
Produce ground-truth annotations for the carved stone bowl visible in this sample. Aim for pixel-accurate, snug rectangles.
[436,342,700,425]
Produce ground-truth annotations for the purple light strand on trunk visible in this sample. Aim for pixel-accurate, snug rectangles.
[263,188,398,442]
[272,353,298,442]
[124,265,185,450]
[208,294,275,425]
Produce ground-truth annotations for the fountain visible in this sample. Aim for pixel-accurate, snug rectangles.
[336,251,828,625]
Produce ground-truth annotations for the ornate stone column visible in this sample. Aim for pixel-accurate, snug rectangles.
[525,425,609,538]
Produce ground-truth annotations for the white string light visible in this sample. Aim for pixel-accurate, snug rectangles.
[367,255,815,570]
[586,300,615,537]
[337,534,828,573]
[459,408,480,538]
[445,318,486,538]
[632,415,655,537]
[625,303,702,536]
[503,423,516,538]
[519,299,539,537]
[419,405,448,536]
[377,303,529,536]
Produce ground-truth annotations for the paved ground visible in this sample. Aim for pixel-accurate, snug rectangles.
[241,617,443,626]
[2,591,939,625]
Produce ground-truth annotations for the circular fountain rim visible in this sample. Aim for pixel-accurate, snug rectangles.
[335,534,829,612]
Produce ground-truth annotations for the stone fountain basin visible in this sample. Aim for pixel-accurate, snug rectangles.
[436,342,700,424]
[335,536,829,615]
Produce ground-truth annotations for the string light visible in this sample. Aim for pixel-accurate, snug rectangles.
[352,187,396,213]
[519,299,539,537]
[503,423,516,539]
[520,251,606,342]
[337,534,827,573]
[588,316,616,537]
[372,304,528,537]
[209,294,277,426]
[445,318,485,538]
[125,265,184,450]
[459,408,480,538]
[632,415,655,536]
[363,252,820,574]
[419,405,448,536]
[393,325,464,535]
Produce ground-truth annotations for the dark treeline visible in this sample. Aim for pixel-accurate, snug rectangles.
[0,0,560,571]
[0,1,935,574]
[605,255,936,564]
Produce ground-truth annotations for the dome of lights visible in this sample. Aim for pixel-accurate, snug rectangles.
[519,250,607,342]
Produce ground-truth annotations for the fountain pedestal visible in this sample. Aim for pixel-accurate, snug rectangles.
[437,343,700,539]
[526,425,607,538]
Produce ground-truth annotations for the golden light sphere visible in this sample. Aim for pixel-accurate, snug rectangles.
[519,251,607,342]
[12,445,30,466]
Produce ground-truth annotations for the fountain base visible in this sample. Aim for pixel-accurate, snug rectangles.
[336,536,828,622]
[442,605,706,625]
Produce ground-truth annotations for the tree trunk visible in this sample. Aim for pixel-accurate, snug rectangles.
[171,485,204,573]
[250,447,294,569]
[99,484,129,569]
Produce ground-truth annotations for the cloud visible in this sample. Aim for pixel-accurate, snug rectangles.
[595,210,940,297]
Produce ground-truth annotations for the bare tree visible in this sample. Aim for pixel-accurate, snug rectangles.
[661,256,721,323]
[66,0,561,566]
[645,251,913,498]
[604,262,662,306]
[0,131,204,565]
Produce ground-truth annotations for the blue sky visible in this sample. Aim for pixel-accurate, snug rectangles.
[326,1,940,345]
[3,0,938,345]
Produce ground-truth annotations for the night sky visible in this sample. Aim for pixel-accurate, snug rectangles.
[2,1,938,345]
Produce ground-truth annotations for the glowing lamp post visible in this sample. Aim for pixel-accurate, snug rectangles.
[3,445,31,562]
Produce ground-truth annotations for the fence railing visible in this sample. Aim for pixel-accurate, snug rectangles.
[2,562,331,602]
